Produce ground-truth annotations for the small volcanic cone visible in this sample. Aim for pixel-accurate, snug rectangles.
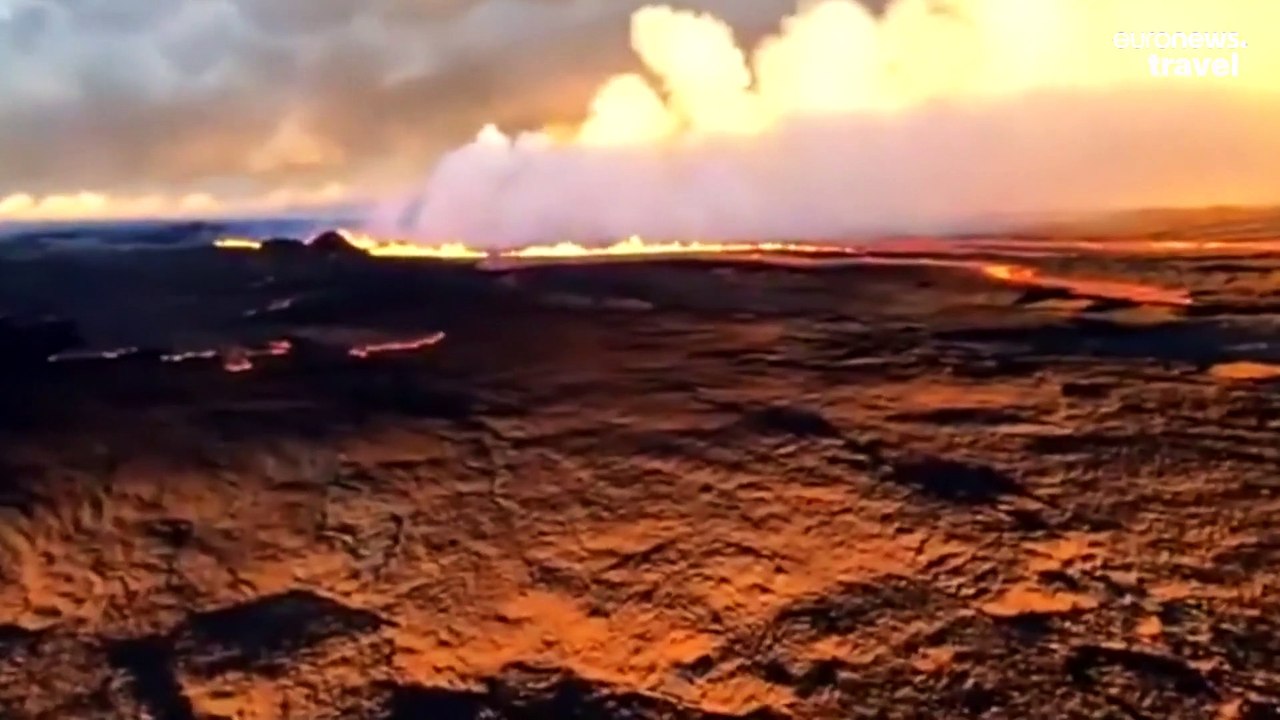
[307,230,365,256]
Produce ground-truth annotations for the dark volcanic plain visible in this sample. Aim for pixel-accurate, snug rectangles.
[1,214,1279,719]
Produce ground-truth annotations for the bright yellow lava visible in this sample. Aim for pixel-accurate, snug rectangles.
[336,230,488,259]
[212,230,1198,307]
[213,231,861,261]
[502,236,859,259]
[213,237,265,251]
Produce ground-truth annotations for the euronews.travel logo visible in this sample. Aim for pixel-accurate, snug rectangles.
[1113,31,1248,78]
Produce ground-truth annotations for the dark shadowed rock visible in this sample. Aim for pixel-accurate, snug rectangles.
[106,637,194,720]
[1060,380,1114,399]
[173,590,388,676]
[1012,286,1076,305]
[1082,297,1143,313]
[0,314,83,365]
[1065,644,1217,698]
[0,624,41,654]
[741,405,841,438]
[260,237,308,254]
[308,230,364,255]
[1241,700,1280,720]
[887,456,1023,504]
[888,406,1027,426]
[770,579,939,638]
[383,671,785,720]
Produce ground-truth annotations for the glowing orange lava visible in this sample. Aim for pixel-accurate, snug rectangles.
[214,231,859,262]
[213,237,264,251]
[980,264,1040,283]
[349,332,446,358]
[213,231,1200,307]
[222,353,254,373]
[156,340,294,373]
[336,230,488,259]
[265,339,293,356]
[501,236,859,259]
[213,231,1280,266]
[980,262,1192,306]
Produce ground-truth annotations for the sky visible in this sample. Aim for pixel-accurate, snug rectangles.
[0,0,801,206]
[4,0,1279,230]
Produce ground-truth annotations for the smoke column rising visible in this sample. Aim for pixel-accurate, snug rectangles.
[373,0,1280,246]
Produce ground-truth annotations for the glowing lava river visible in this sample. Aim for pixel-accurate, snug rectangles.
[215,229,1201,307]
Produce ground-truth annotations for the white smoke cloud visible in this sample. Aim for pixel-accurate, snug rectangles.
[377,0,1280,246]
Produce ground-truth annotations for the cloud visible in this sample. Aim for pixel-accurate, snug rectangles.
[0,183,350,222]
[0,0,795,206]
[378,0,1280,245]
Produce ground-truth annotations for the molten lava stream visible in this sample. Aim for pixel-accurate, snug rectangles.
[498,236,861,260]
[336,230,487,259]
[212,232,487,260]
[214,231,863,263]
[348,332,445,358]
[221,339,292,373]
[213,237,264,251]
[978,263,1192,306]
[215,231,1280,263]
[213,231,1193,306]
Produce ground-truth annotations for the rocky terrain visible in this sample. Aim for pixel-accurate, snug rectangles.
[1,219,1278,718]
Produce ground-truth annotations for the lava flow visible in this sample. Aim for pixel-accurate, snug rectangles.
[501,236,862,260]
[336,231,487,259]
[980,263,1193,306]
[214,230,860,261]
[213,237,265,251]
[221,339,293,373]
[348,332,446,359]
[213,233,484,259]
[213,229,1199,307]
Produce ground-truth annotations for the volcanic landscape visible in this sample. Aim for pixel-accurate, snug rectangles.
[1,210,1279,719]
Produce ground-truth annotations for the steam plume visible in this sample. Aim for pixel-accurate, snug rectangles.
[375,0,1280,246]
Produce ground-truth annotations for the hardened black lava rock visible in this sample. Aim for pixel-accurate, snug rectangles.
[0,314,83,366]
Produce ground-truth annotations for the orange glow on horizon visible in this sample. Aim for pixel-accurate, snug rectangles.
[212,230,864,261]
[212,229,1199,308]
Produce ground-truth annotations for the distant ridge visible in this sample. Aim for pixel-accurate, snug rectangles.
[1000,205,1280,238]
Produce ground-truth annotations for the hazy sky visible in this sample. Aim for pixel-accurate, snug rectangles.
[0,0,805,199]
